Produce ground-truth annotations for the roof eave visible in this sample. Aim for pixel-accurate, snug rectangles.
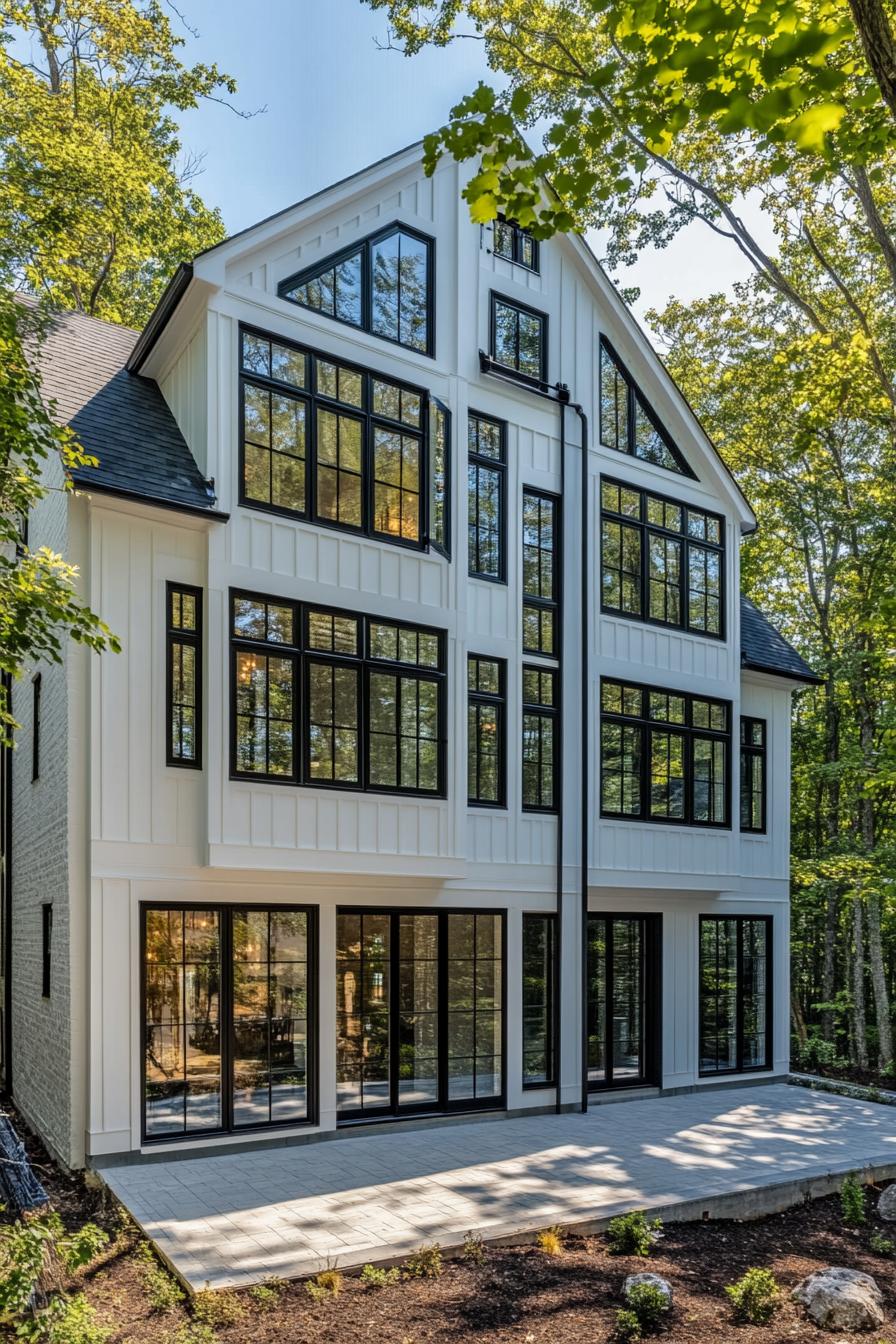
[125,263,194,374]
[741,658,823,686]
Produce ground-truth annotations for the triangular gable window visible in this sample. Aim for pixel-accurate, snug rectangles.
[279,223,434,357]
[599,338,694,477]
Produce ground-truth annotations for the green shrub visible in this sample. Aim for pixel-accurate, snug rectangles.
[0,1213,110,1328]
[462,1231,485,1264]
[44,1294,110,1344]
[192,1286,245,1326]
[625,1282,669,1333]
[134,1241,185,1313]
[869,1231,895,1257]
[165,1325,217,1344]
[360,1262,401,1288]
[606,1211,662,1257]
[841,1174,867,1227]
[306,1268,342,1301]
[403,1243,442,1279]
[613,1307,643,1341]
[248,1277,284,1310]
[725,1268,780,1324]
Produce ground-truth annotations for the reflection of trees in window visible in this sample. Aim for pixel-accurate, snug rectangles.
[699,916,770,1073]
[230,593,445,796]
[522,914,555,1085]
[429,401,450,557]
[317,409,363,528]
[167,585,201,767]
[522,666,557,812]
[600,679,730,826]
[279,226,433,356]
[599,339,691,475]
[468,412,505,580]
[522,489,559,655]
[740,717,766,832]
[468,656,505,806]
[492,217,539,271]
[491,295,546,382]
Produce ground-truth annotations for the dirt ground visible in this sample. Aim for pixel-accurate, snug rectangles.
[9,1112,896,1343]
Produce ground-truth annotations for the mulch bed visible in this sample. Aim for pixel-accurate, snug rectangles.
[6,1109,896,1342]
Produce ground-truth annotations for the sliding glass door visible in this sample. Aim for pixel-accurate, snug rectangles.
[143,904,314,1141]
[587,914,661,1089]
[336,909,505,1120]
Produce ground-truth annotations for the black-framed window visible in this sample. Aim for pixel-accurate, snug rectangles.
[240,328,449,553]
[699,916,771,1074]
[600,679,730,827]
[468,656,506,807]
[490,293,547,385]
[740,717,766,833]
[492,217,539,272]
[278,223,434,356]
[231,591,446,797]
[142,904,315,1140]
[468,412,506,581]
[523,489,560,656]
[41,903,52,998]
[600,479,725,638]
[522,913,556,1087]
[522,666,558,812]
[31,674,41,782]
[167,584,202,768]
[599,338,693,477]
[336,909,505,1118]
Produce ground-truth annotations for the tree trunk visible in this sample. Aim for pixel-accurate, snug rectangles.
[848,0,896,128]
[866,890,893,1069]
[851,895,869,1069]
[792,986,809,1051]
[821,882,839,1043]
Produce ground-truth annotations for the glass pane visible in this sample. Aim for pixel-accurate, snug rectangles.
[371,229,429,352]
[611,920,643,1080]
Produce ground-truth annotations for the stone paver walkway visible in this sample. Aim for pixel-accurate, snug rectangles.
[102,1084,896,1288]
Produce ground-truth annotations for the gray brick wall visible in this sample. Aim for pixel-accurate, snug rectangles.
[10,461,75,1168]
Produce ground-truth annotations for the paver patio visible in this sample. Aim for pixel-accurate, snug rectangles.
[101,1083,896,1288]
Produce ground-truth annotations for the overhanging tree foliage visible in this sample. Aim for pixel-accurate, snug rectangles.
[366,0,896,1073]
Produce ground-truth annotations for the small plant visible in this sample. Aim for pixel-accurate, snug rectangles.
[841,1173,867,1227]
[403,1243,442,1279]
[306,1268,343,1301]
[192,1286,245,1326]
[134,1241,185,1313]
[165,1325,217,1344]
[606,1211,662,1257]
[537,1226,564,1256]
[613,1307,643,1341]
[869,1231,895,1257]
[43,1293,111,1344]
[360,1262,401,1288]
[725,1267,780,1324]
[248,1276,285,1310]
[462,1230,486,1265]
[625,1282,670,1333]
[0,1212,110,1327]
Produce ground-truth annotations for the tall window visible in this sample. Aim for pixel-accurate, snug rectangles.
[143,905,313,1139]
[522,666,558,812]
[468,412,506,581]
[600,679,730,827]
[600,479,725,637]
[231,592,446,797]
[167,584,202,768]
[522,490,559,656]
[240,328,449,551]
[31,674,41,782]
[490,294,547,384]
[492,217,539,271]
[699,916,771,1074]
[468,656,506,807]
[41,903,52,998]
[279,224,434,356]
[599,339,692,476]
[522,914,556,1086]
[740,717,766,832]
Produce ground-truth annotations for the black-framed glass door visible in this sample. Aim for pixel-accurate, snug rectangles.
[587,914,661,1089]
[336,909,505,1120]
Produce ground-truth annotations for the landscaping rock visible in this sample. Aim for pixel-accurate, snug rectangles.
[792,1267,884,1332]
[877,1184,896,1222]
[624,1272,673,1308]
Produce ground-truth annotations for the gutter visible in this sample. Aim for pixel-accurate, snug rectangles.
[125,263,193,374]
[70,478,229,523]
[741,659,822,686]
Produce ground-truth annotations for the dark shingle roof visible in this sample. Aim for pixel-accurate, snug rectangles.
[33,306,223,517]
[740,596,820,683]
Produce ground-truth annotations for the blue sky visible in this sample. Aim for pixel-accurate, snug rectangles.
[176,0,759,323]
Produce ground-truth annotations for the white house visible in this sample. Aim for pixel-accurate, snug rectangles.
[1,143,817,1171]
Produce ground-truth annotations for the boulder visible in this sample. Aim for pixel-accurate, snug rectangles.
[624,1272,673,1309]
[877,1183,896,1222]
[792,1267,884,1332]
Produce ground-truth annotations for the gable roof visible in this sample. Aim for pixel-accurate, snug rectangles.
[740,596,820,684]
[32,306,224,519]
